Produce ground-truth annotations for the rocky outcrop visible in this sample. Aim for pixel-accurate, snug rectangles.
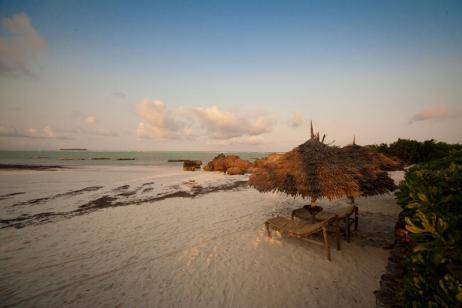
[203,154,253,174]
[253,153,282,168]
[182,160,202,171]
[226,167,246,175]
[203,153,283,175]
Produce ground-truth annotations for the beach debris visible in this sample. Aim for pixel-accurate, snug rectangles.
[79,195,117,209]
[142,187,154,193]
[112,185,130,192]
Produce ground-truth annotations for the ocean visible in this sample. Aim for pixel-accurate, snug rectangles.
[0,150,269,166]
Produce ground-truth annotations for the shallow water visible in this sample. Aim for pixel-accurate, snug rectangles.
[0,150,268,167]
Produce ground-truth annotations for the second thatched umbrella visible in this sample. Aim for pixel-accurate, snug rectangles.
[342,137,402,172]
[340,138,399,199]
[249,132,362,208]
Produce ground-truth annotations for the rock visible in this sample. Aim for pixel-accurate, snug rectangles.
[253,153,282,168]
[182,160,202,171]
[203,154,253,174]
[226,167,246,175]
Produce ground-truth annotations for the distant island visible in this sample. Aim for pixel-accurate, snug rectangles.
[59,148,88,151]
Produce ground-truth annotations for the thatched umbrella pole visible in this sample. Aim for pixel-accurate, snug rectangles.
[310,197,317,207]
[310,120,314,139]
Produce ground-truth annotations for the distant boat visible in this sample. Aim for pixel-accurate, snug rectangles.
[91,157,111,160]
[59,148,88,151]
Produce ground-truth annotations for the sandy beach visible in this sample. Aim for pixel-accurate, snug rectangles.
[0,165,403,307]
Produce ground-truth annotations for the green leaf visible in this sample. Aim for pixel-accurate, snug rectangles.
[418,193,428,202]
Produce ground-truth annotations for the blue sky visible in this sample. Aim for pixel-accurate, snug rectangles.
[0,0,461,150]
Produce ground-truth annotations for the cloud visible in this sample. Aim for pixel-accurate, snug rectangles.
[134,99,275,142]
[135,99,184,139]
[206,135,267,146]
[43,126,56,138]
[84,116,96,124]
[78,127,119,137]
[409,105,462,124]
[184,105,275,139]
[0,12,46,77]
[65,113,119,137]
[289,112,304,128]
[0,125,70,139]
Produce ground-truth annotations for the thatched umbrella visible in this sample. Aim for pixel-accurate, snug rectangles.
[249,124,397,210]
[338,137,398,203]
[342,137,402,171]
[249,124,362,209]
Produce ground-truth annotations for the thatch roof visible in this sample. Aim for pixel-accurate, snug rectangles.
[341,139,402,171]
[249,132,361,202]
[249,125,397,203]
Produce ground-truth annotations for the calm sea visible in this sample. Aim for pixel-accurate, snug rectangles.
[0,151,269,166]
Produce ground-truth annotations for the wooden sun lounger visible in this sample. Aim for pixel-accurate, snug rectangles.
[265,215,340,261]
[292,205,359,242]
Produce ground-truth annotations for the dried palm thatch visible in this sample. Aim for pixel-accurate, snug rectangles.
[249,124,397,206]
[249,124,362,207]
[342,137,402,171]
[351,166,397,197]
[340,138,398,197]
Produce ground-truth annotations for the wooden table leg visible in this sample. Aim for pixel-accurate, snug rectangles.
[322,226,331,261]
[265,222,271,238]
[354,207,359,231]
[345,216,350,242]
[335,218,341,251]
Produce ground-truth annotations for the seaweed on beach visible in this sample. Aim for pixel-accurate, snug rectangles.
[10,186,104,207]
[0,164,66,170]
[1,180,249,229]
[0,192,26,200]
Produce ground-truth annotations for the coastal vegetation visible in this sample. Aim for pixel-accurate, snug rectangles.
[376,152,462,306]
[369,139,462,165]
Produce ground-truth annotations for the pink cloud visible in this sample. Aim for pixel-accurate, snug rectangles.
[409,105,462,124]
[0,13,46,77]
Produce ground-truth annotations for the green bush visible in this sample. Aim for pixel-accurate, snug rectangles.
[369,139,462,165]
[395,152,462,306]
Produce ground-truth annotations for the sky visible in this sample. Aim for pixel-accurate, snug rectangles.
[0,0,461,151]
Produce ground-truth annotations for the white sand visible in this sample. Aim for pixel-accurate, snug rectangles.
[0,166,403,307]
